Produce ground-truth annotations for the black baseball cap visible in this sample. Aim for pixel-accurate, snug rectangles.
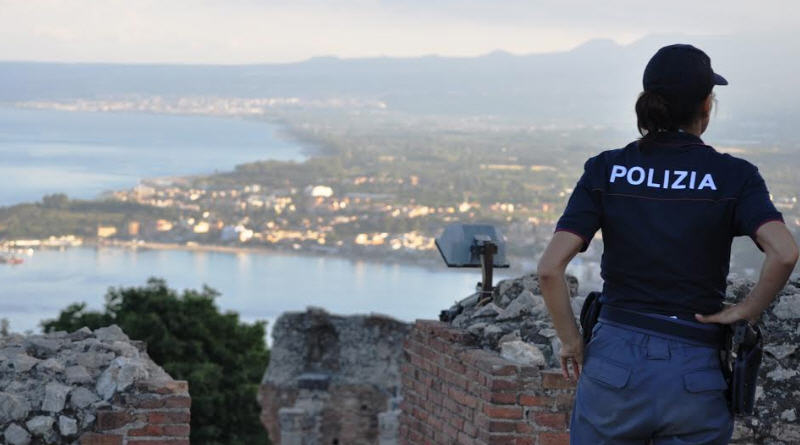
[643,44,727,102]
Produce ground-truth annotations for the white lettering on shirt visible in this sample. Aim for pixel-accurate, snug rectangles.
[609,165,717,191]
[628,166,646,185]
[647,168,661,188]
[697,174,717,190]
[672,171,687,189]
[610,165,627,183]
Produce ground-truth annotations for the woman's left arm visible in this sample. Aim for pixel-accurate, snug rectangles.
[538,230,585,380]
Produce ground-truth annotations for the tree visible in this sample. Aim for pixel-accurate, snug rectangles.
[42,278,271,445]
[41,193,70,209]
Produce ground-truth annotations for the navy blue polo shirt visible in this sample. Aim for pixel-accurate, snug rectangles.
[556,131,784,316]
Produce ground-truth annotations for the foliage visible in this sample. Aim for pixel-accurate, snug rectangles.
[0,195,179,239]
[42,278,271,445]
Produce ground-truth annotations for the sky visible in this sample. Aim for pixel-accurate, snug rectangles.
[0,1,797,64]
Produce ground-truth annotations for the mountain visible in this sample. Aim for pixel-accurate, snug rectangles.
[1,32,797,142]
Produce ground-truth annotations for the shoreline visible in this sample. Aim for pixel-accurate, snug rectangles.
[81,239,531,279]
[90,239,483,273]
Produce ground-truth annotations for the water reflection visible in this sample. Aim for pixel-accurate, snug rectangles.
[0,247,482,337]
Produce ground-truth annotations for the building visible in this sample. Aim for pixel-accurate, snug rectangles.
[96,226,117,238]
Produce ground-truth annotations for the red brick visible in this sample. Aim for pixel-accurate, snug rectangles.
[554,393,575,410]
[487,420,516,433]
[458,431,479,445]
[148,411,191,424]
[151,380,189,394]
[539,432,571,445]
[474,413,490,430]
[515,437,536,445]
[541,371,575,390]
[533,412,567,430]
[444,356,467,374]
[436,338,459,354]
[79,433,123,445]
[519,366,540,378]
[441,368,469,389]
[486,434,517,445]
[516,422,535,434]
[519,394,552,407]
[483,405,522,420]
[162,424,191,436]
[131,394,191,410]
[96,411,133,431]
[442,421,459,441]
[449,387,479,409]
[488,392,517,405]
[129,396,165,409]
[463,420,478,437]
[128,441,189,445]
[488,377,519,391]
[445,412,465,430]
[127,425,164,436]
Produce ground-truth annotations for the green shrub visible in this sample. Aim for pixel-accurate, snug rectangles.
[42,278,271,445]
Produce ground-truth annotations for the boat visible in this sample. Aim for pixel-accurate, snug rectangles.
[0,254,24,265]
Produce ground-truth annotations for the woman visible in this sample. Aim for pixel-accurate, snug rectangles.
[537,44,798,444]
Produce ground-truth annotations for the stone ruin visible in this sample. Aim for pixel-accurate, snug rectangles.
[445,273,581,369]
[440,273,800,444]
[0,325,190,445]
[258,308,411,445]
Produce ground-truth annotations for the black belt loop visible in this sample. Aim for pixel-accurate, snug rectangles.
[599,305,726,348]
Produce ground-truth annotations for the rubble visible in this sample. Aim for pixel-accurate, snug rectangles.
[0,325,174,444]
[447,272,579,367]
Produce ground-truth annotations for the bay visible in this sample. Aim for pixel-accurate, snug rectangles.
[0,106,307,206]
[0,247,497,337]
[0,106,506,338]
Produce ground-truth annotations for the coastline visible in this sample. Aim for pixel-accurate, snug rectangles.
[87,239,531,278]
[92,239,455,272]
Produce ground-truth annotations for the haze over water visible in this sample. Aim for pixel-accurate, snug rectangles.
[0,106,306,205]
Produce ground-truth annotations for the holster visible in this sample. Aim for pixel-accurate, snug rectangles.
[579,291,603,346]
[723,320,764,416]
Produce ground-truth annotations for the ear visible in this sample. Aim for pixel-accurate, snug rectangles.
[702,94,713,116]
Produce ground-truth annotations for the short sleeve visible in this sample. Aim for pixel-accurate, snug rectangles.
[555,157,603,252]
[733,166,783,244]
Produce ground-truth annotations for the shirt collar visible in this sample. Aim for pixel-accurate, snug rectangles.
[650,130,705,146]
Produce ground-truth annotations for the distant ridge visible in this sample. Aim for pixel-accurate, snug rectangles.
[1,33,798,137]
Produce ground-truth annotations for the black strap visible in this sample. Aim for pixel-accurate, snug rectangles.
[599,305,725,348]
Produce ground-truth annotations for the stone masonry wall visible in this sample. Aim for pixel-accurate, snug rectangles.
[401,275,800,445]
[0,325,190,445]
[399,320,575,445]
[259,308,410,445]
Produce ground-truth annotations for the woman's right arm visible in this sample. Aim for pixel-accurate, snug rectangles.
[696,221,798,324]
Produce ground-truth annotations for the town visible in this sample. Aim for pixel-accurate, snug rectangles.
[2,98,798,280]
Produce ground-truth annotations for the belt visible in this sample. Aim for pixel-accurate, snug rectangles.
[599,305,726,348]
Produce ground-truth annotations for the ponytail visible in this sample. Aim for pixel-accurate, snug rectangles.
[635,91,709,138]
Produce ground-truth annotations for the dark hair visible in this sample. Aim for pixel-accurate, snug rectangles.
[635,91,709,137]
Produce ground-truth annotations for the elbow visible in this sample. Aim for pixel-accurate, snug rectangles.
[779,243,800,270]
[537,260,563,282]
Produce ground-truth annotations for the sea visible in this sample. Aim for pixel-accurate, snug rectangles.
[0,106,307,205]
[0,106,503,336]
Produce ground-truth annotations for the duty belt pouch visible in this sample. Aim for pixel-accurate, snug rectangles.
[728,321,764,416]
[579,291,602,345]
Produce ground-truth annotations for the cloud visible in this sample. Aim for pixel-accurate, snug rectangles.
[0,0,795,63]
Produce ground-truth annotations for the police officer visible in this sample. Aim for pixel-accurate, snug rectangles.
[537,44,799,444]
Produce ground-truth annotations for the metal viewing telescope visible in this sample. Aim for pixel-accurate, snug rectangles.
[435,223,510,321]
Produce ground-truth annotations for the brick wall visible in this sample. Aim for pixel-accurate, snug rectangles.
[78,380,191,445]
[400,320,576,445]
